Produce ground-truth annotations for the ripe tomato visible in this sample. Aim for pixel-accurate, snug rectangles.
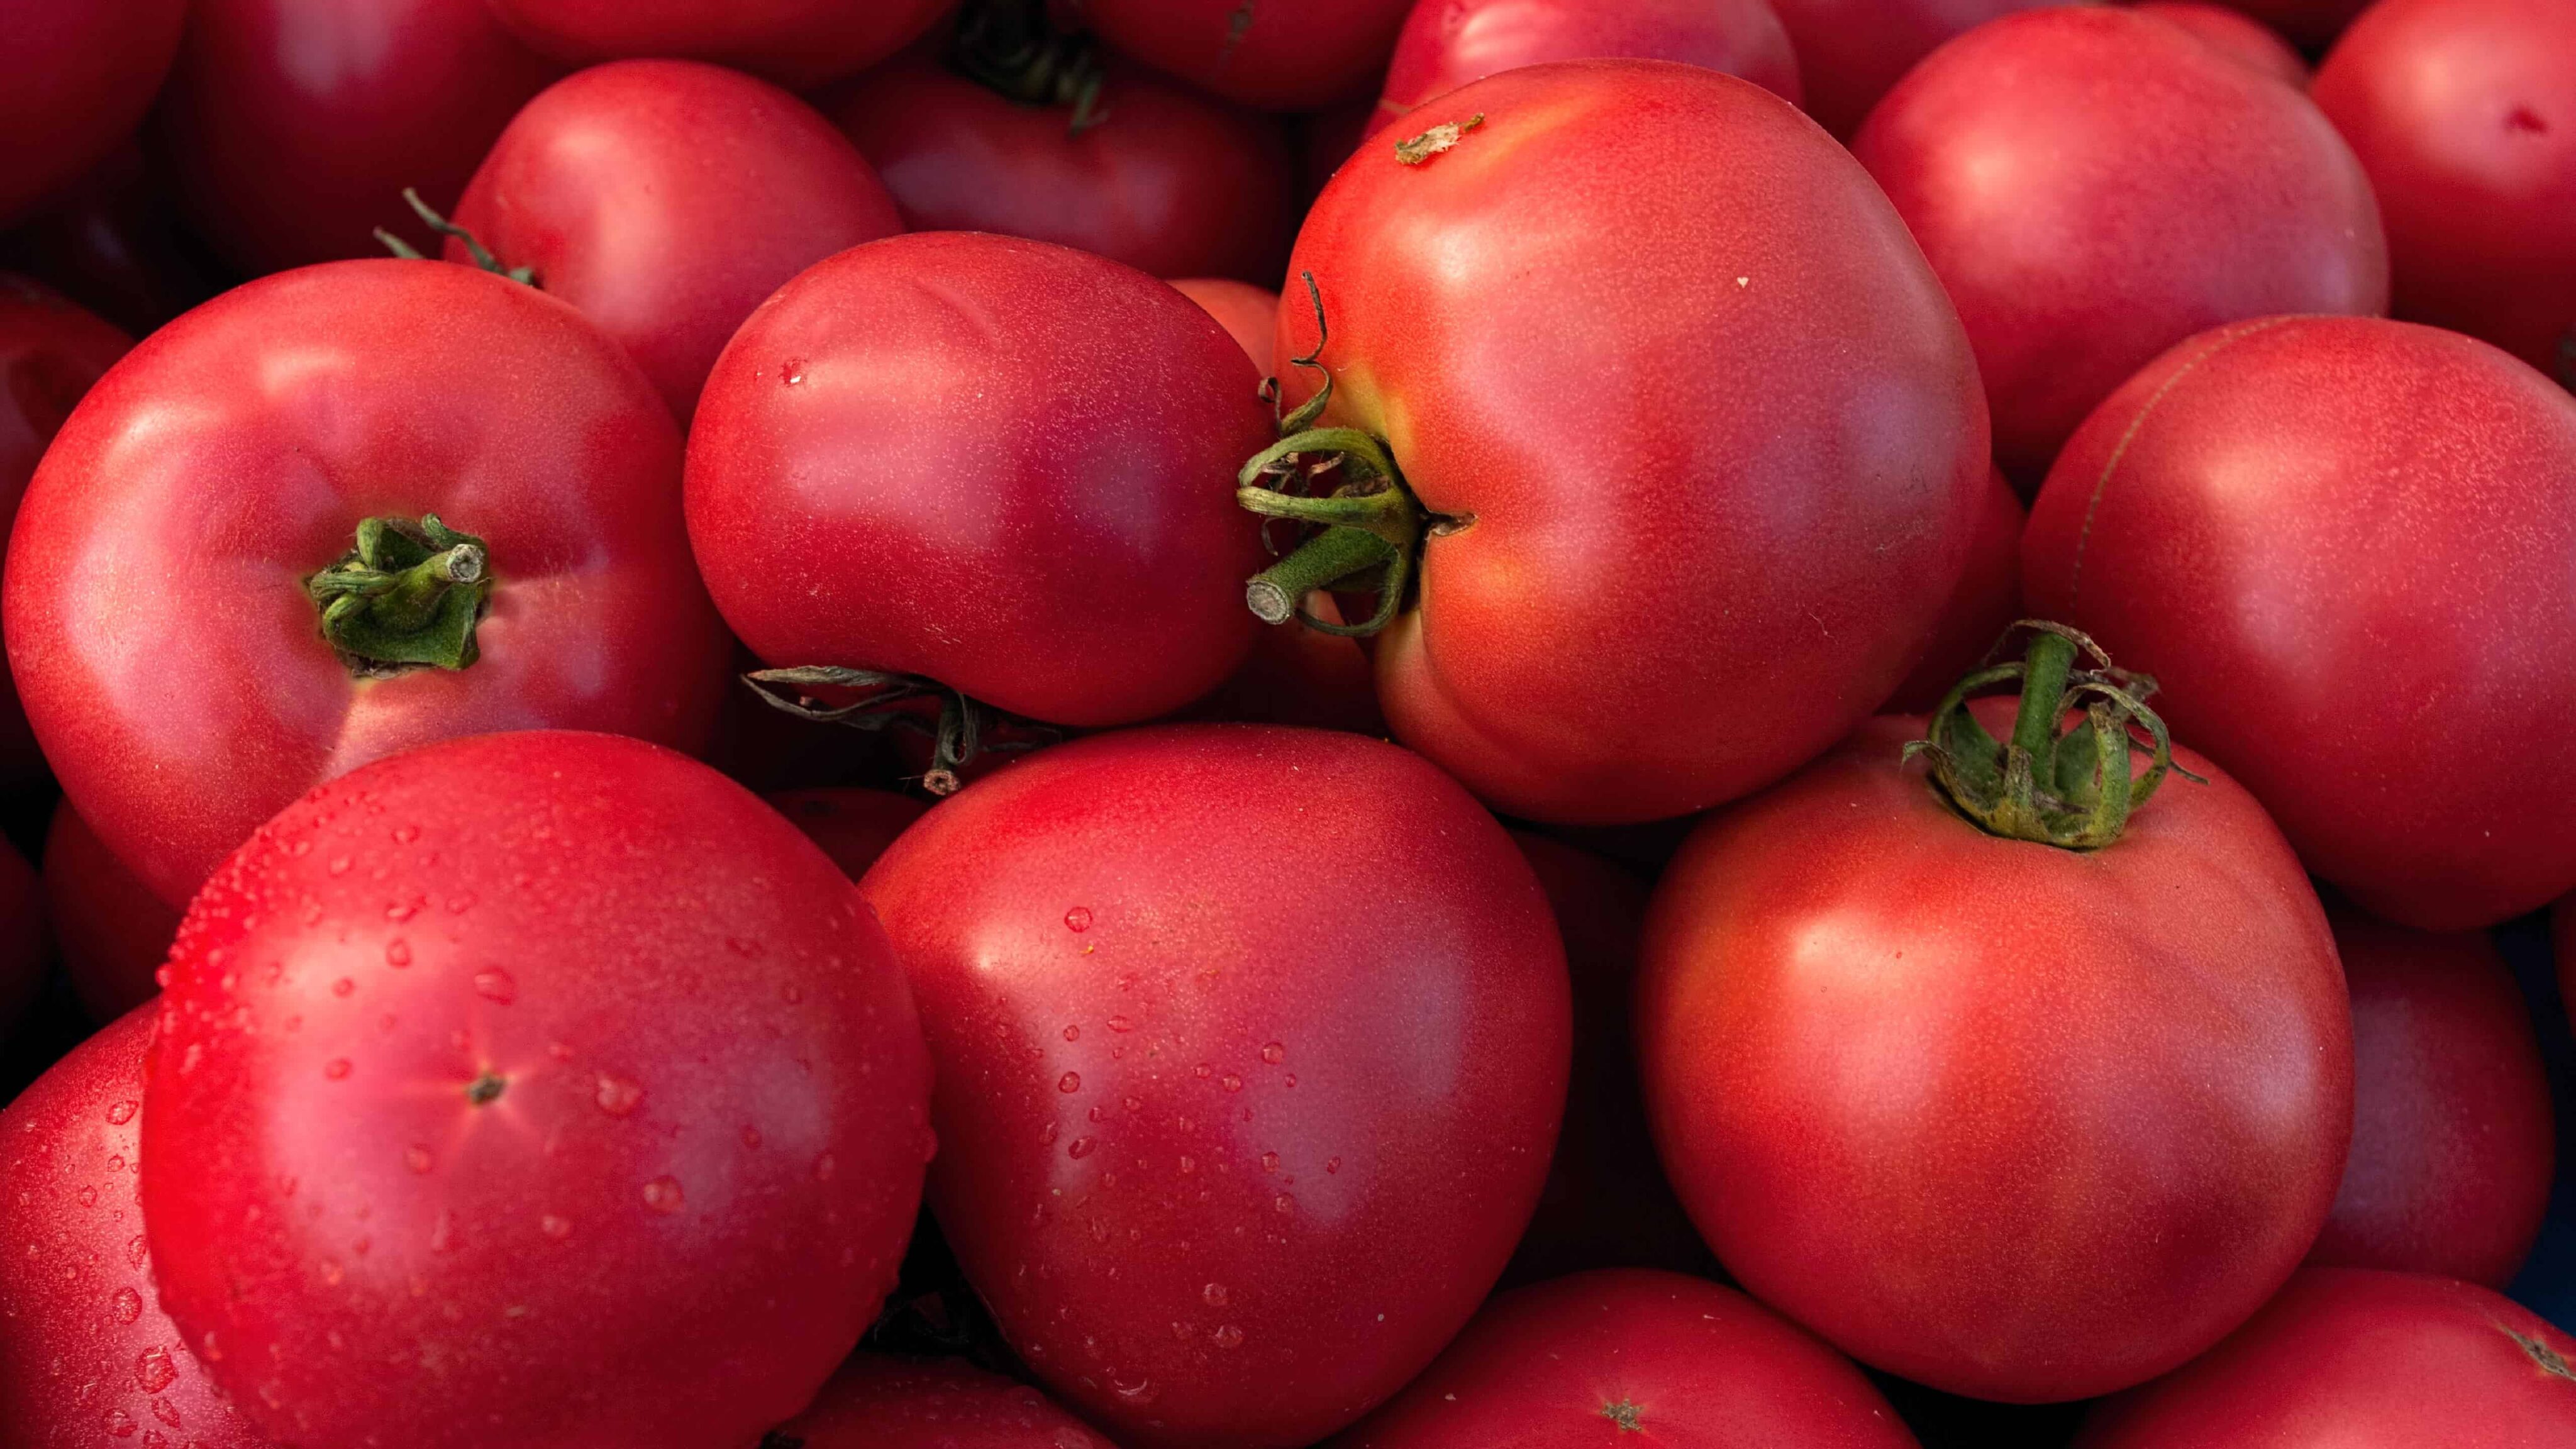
[2136,3,2309,85]
[1068,0,1416,110]
[142,730,934,1448]
[860,724,1570,1448]
[2307,908,2555,1287]
[768,1355,1114,1448]
[2022,317,2576,930]
[1884,467,2023,714]
[2074,1268,2576,1446]
[687,233,1269,730]
[1639,634,2351,1402]
[1764,0,2062,137]
[2205,0,2369,48]
[0,1010,273,1449]
[1329,1270,1914,1448]
[1370,0,1801,139]
[43,801,182,1024]
[6,260,731,909]
[1855,6,2385,484]
[484,0,951,87]
[2311,0,2576,382]
[0,0,187,227]
[769,787,933,881]
[152,0,565,274]
[449,60,902,423]
[1172,279,1279,367]
[1263,61,1986,824]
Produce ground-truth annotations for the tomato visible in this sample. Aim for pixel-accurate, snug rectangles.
[142,730,933,1447]
[1171,279,1279,367]
[1067,0,1415,110]
[0,1009,274,1449]
[1329,1270,1915,1449]
[0,0,186,226]
[6,260,731,909]
[828,58,1294,287]
[484,0,951,87]
[770,787,933,881]
[2311,0,2576,382]
[769,1355,1115,1448]
[1370,0,1801,140]
[43,801,182,1025]
[2022,317,2576,930]
[687,233,1269,730]
[2202,0,2369,48]
[1883,467,2023,714]
[1638,632,2351,1402]
[2074,1267,2576,1447]
[1853,6,2385,485]
[2135,3,2309,85]
[152,0,566,275]
[1763,0,2062,138]
[1260,61,1986,825]
[2307,908,2555,1287]
[448,60,903,424]
[860,724,1570,1448]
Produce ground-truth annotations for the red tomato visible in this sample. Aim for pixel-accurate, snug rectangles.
[152,0,566,275]
[484,0,950,87]
[2135,3,2309,84]
[2074,1268,2576,1446]
[142,730,933,1447]
[769,1355,1116,1448]
[2022,318,2576,930]
[0,1010,274,1449]
[1638,647,2351,1402]
[1854,6,2386,485]
[43,801,182,1024]
[2203,0,2369,48]
[1171,279,1279,368]
[828,59,1294,287]
[1370,0,1802,139]
[1069,0,1416,109]
[2307,908,2554,1287]
[1265,61,1986,824]
[0,0,186,226]
[6,260,731,909]
[1764,0,2065,138]
[1329,1270,1915,1448]
[860,724,1570,1448]
[2312,0,2576,381]
[770,787,933,881]
[450,60,903,423]
[1883,466,2023,714]
[686,233,1269,730]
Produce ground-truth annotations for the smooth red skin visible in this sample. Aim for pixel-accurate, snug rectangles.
[152,0,566,276]
[2023,318,2576,930]
[1765,0,2070,138]
[6,260,731,910]
[2135,3,2307,85]
[43,801,182,1025]
[2312,0,2576,379]
[1372,0,1800,139]
[0,0,186,226]
[860,725,1570,1449]
[1330,1270,1916,1449]
[1855,8,2387,487]
[1638,709,2351,1402]
[829,61,1294,288]
[687,233,1270,729]
[1282,61,1987,825]
[0,1011,276,1449]
[0,834,43,1038]
[2204,0,2368,48]
[1884,467,2023,714]
[770,1355,1120,1448]
[485,0,950,88]
[142,730,934,1448]
[450,60,902,426]
[769,787,933,882]
[1170,279,1279,369]
[1068,0,1416,110]
[2074,1268,2576,1447]
[2307,909,2553,1287]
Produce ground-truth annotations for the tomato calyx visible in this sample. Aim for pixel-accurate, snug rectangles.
[953,0,1110,136]
[374,188,536,287]
[306,514,494,677]
[1905,621,2203,850]
[740,665,1055,796]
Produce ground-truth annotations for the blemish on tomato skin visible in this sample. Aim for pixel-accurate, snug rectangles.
[1600,1396,1645,1431]
[2506,1326,2576,1382]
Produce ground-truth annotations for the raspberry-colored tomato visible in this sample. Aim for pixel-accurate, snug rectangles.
[687,233,1269,730]
[0,1010,274,1449]
[2135,3,2308,85]
[1171,279,1279,367]
[769,787,933,881]
[1069,0,1416,109]
[450,60,903,423]
[2023,318,2576,930]
[43,801,182,1024]
[769,1355,1116,1448]
[1764,0,2065,138]
[6,260,731,909]
[861,725,1570,1448]
[1884,467,2023,714]
[1262,61,1986,824]
[1855,6,2385,484]
[2205,0,2368,48]
[0,0,187,227]
[2312,0,2576,381]
[142,731,934,1448]
[1370,0,1801,138]
[484,0,951,87]
[152,0,566,275]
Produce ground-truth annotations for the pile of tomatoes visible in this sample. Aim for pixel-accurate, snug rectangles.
[2,0,2573,1445]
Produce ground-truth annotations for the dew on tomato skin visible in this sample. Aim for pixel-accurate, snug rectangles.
[1039,1121,1059,1146]
[1065,906,1092,932]
[780,358,805,385]
[471,969,516,1004]
[1201,1282,1228,1307]
[641,1177,685,1214]
[1211,1324,1245,1350]
[126,1236,146,1269]
[330,977,355,998]
[404,1146,433,1174]
[540,1214,572,1240]
[1062,1023,1080,1041]
[385,900,419,923]
[1193,1063,1211,1079]
[111,1287,142,1323]
[1058,1072,1082,1094]
[1067,1137,1094,1160]
[383,940,411,969]
[106,1100,136,1126]
[322,1059,351,1080]
[391,824,419,845]
[1259,1042,1284,1065]
[593,1075,643,1117]
[101,1407,135,1437]
[134,1346,178,1395]
[1221,1074,1243,1093]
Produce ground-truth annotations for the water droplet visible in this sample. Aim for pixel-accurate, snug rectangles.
[133,1345,176,1393]
[1039,1121,1059,1146]
[1193,1063,1212,1079]
[1062,1023,1080,1041]
[1057,1072,1081,1094]
[1086,1105,1104,1123]
[1274,1194,1294,1214]
[331,977,355,997]
[106,1101,137,1126]
[641,1177,685,1213]
[780,358,806,386]
[1202,1282,1228,1307]
[126,1235,147,1269]
[445,891,477,914]
[383,940,411,969]
[384,900,418,923]
[1221,1074,1243,1093]
[593,1075,643,1117]
[102,1407,135,1438]
[1063,906,1092,932]
[1260,1152,1278,1174]
[540,1214,572,1240]
[111,1287,142,1323]
[1067,1136,1094,1159]
[1284,1074,1297,1088]
[1260,1041,1284,1065]
[323,1059,352,1080]
[472,969,516,1004]
[403,1145,433,1174]
[1326,1157,1341,1174]
[1106,1015,1135,1035]
[1177,1155,1196,1174]
[1212,1324,1245,1350]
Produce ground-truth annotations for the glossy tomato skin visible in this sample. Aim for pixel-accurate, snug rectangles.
[152,0,566,275]
[142,730,934,1448]
[2312,0,2576,379]
[1370,0,1801,138]
[769,1355,1118,1448]
[1638,711,2351,1402]
[2207,0,2369,48]
[1883,467,2023,714]
[861,724,1570,1449]
[1855,6,2385,485]
[1765,0,2063,138]
[1330,1270,1915,1449]
[6,260,731,910]
[687,233,1269,729]
[1070,0,1414,110]
[43,801,182,1024]
[450,60,902,424]
[1282,60,1987,824]
[0,1010,276,1449]
[2074,1267,2576,1447]
[2023,318,2576,930]
[1169,279,1279,368]
[0,0,187,227]
[485,0,950,88]
[769,787,933,882]
[2136,3,2309,85]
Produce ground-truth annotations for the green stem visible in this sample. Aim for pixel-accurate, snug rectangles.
[1245,523,1394,625]
[375,188,535,286]
[307,515,494,675]
[953,0,1109,135]
[2006,628,2075,786]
